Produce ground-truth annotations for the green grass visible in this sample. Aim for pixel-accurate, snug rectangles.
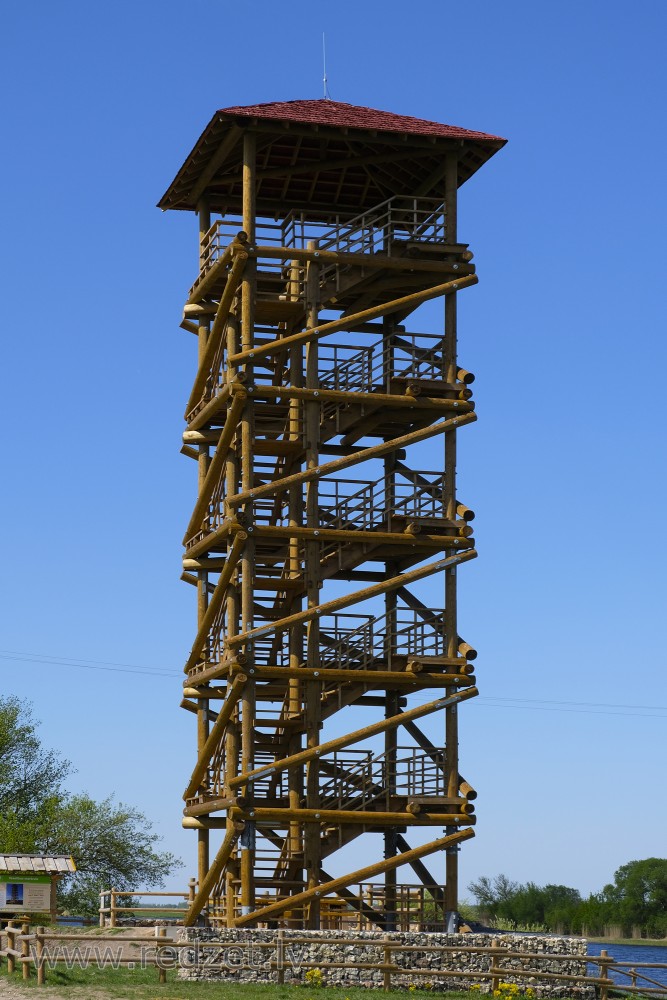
[0,972,481,999]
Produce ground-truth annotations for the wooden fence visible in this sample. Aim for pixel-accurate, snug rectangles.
[0,921,174,986]
[2,922,667,994]
[99,880,196,926]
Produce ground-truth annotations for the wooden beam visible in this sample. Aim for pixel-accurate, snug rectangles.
[186,384,232,432]
[183,390,247,543]
[226,411,476,508]
[231,806,474,826]
[250,384,473,413]
[228,274,477,365]
[183,674,248,799]
[251,244,474,275]
[185,248,248,417]
[186,244,235,305]
[232,827,474,926]
[243,663,474,687]
[183,674,247,800]
[183,821,243,926]
[227,686,477,790]
[219,146,440,183]
[183,530,247,674]
[394,833,446,909]
[253,524,472,549]
[182,517,238,560]
[226,549,476,650]
[189,125,242,206]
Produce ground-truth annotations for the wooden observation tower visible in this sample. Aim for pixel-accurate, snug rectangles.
[158,99,506,929]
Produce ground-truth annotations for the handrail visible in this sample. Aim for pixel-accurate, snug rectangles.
[193,196,448,296]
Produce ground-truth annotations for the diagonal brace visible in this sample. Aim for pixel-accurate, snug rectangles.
[233,827,474,926]
[226,548,476,650]
[226,410,476,508]
[183,530,247,674]
[184,821,244,926]
[183,390,246,543]
[227,685,477,790]
[185,247,248,417]
[228,273,477,365]
[183,673,247,801]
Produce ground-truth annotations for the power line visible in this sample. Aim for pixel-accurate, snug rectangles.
[0,649,178,679]
[476,698,667,720]
[1,649,665,718]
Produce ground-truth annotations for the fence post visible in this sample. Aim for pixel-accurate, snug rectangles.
[383,934,392,992]
[490,938,501,995]
[7,920,16,975]
[277,929,285,985]
[21,921,30,981]
[99,890,105,927]
[110,887,117,928]
[188,877,196,906]
[599,949,611,1000]
[157,925,167,985]
[36,925,46,986]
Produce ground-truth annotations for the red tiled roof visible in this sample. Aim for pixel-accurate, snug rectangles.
[217,99,505,144]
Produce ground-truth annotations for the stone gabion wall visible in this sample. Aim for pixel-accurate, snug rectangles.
[176,928,591,996]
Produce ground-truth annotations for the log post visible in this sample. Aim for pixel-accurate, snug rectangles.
[7,920,16,974]
[443,150,460,915]
[303,240,322,927]
[36,926,46,986]
[383,934,392,991]
[490,938,501,995]
[599,949,611,1000]
[239,128,257,921]
[196,196,212,898]
[21,921,30,981]
[157,926,167,985]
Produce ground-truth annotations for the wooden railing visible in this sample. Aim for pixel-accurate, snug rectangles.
[4,921,667,994]
[99,879,196,926]
[0,920,174,986]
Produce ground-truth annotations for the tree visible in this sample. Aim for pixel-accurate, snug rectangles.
[468,874,519,919]
[0,696,70,818]
[602,859,667,936]
[0,697,182,917]
[468,874,582,931]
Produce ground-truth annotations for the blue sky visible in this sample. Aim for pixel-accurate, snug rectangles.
[1,0,666,901]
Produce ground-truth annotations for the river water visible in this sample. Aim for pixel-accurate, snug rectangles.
[587,941,667,989]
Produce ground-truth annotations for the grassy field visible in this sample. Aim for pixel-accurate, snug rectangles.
[0,973,483,999]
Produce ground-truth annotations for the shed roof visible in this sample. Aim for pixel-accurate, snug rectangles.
[158,98,506,218]
[0,854,76,874]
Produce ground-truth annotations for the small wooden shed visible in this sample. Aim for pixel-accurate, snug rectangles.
[0,854,76,921]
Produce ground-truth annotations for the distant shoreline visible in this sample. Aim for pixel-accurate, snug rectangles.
[586,937,667,947]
